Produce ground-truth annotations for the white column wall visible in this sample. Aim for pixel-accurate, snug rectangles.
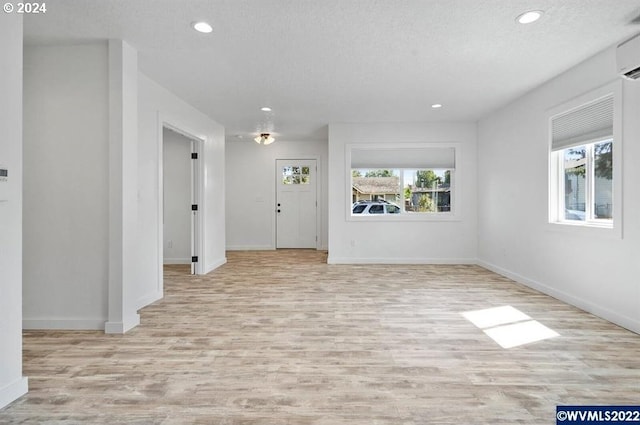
[0,12,28,409]
[105,40,140,334]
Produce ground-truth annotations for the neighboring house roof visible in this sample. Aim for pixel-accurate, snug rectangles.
[352,176,399,194]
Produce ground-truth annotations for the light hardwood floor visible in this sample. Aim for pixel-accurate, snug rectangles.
[2,250,639,424]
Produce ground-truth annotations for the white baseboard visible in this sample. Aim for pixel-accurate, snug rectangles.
[0,376,28,410]
[104,313,140,334]
[477,259,640,335]
[226,245,274,251]
[136,290,163,310]
[204,257,227,274]
[327,256,477,265]
[163,258,191,265]
[23,319,106,330]
[227,246,329,252]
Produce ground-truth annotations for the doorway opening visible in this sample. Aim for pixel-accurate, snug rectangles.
[162,126,202,275]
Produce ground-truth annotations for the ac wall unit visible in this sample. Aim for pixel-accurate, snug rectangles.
[617,33,640,80]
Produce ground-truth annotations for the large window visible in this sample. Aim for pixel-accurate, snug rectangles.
[550,89,618,228]
[348,144,458,219]
[351,168,452,213]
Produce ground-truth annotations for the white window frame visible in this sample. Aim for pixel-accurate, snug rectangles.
[547,81,622,237]
[346,143,461,222]
[556,139,613,225]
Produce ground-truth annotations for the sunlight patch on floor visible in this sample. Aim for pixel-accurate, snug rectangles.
[462,305,531,329]
[462,305,560,349]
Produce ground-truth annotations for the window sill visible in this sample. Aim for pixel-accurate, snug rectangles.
[347,212,462,223]
[555,219,612,228]
[546,221,621,239]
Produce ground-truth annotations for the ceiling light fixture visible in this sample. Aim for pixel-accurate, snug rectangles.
[260,107,272,112]
[431,103,443,109]
[192,21,213,33]
[516,10,543,24]
[254,133,275,145]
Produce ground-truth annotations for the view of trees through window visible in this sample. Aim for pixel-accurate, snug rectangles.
[562,140,612,221]
[351,168,452,214]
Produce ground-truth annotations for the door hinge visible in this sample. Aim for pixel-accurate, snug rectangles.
[191,153,198,159]
[192,256,198,263]
[192,204,198,211]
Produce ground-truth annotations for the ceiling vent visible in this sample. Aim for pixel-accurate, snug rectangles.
[617,33,640,80]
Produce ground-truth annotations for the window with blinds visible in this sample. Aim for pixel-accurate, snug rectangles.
[551,95,613,151]
[550,92,615,226]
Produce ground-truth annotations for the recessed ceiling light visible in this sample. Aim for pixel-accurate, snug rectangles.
[516,10,543,24]
[260,107,272,112]
[192,21,213,33]
[431,104,443,109]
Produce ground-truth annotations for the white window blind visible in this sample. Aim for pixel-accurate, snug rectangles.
[351,147,455,169]
[551,95,613,151]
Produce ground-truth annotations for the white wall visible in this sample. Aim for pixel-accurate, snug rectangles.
[163,128,192,264]
[477,46,640,333]
[225,139,329,250]
[0,13,28,410]
[23,44,110,330]
[327,122,477,263]
[137,74,226,297]
[22,41,226,330]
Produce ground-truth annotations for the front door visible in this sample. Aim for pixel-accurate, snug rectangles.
[276,159,317,248]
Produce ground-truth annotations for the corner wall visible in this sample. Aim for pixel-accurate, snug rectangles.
[477,46,640,333]
[22,42,226,329]
[327,122,478,263]
[0,13,28,409]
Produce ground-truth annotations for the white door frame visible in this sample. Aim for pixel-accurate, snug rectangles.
[159,119,205,281]
[189,138,201,275]
[274,157,321,250]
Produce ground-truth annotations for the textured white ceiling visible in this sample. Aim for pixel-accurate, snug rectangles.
[24,0,640,142]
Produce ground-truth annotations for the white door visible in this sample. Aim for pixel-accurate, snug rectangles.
[162,127,199,275]
[276,159,317,248]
